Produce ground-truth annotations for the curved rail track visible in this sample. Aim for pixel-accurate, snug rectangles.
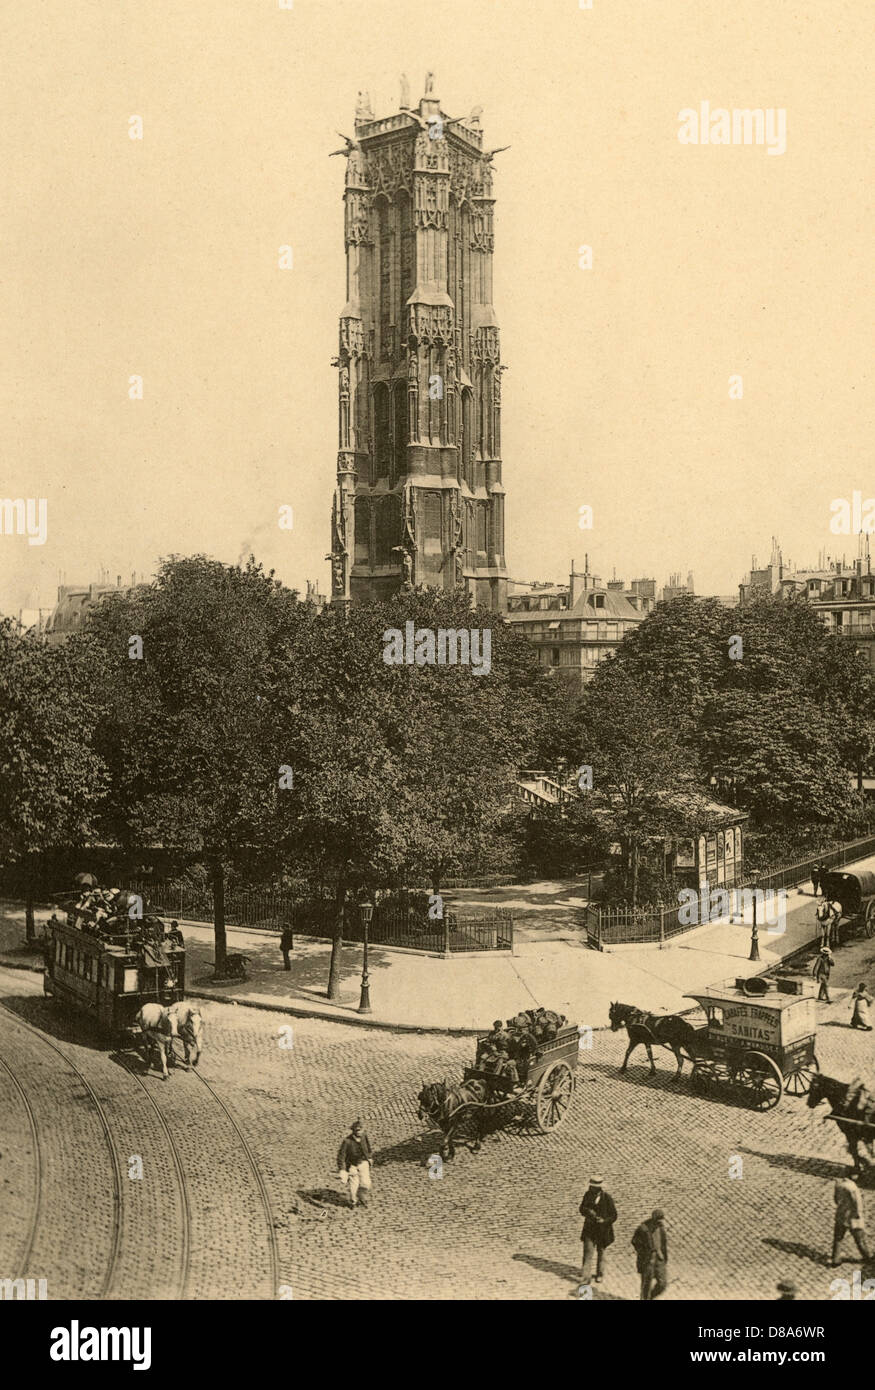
[115,1054,193,1299]
[0,998,124,1299]
[0,1051,43,1280]
[189,1065,281,1297]
[0,973,280,1299]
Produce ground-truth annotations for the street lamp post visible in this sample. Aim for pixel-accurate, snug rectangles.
[748,892,760,962]
[358,901,374,1014]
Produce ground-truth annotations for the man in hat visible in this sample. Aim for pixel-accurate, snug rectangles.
[812,945,835,1003]
[831,1169,870,1266]
[337,1120,373,1210]
[632,1209,669,1300]
[776,1279,797,1300]
[579,1176,617,1284]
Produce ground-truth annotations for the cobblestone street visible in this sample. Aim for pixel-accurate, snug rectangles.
[2,936,873,1301]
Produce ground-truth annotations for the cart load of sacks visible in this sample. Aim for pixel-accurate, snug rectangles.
[475,1007,568,1079]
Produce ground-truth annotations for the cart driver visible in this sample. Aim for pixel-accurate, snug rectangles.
[493,1042,519,1087]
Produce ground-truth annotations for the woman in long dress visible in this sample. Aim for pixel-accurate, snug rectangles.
[850,982,873,1030]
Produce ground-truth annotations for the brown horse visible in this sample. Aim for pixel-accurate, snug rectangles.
[417,1079,487,1160]
[609,1001,701,1077]
[807,1073,875,1177]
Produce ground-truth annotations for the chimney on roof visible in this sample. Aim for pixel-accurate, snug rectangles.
[569,560,585,607]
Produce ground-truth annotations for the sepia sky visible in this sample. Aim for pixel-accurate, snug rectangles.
[1,0,872,616]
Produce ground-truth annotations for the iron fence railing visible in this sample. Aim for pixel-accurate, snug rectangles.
[584,830,875,950]
[128,882,514,954]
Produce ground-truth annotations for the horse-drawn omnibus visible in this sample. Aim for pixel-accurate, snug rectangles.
[43,889,184,1044]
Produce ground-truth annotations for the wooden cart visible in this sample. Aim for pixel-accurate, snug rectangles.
[463,1024,580,1132]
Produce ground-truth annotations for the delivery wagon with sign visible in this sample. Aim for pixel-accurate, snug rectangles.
[682,976,819,1110]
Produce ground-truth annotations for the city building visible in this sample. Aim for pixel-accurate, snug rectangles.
[44,576,137,645]
[328,74,508,611]
[661,570,695,602]
[505,556,647,684]
[739,538,875,673]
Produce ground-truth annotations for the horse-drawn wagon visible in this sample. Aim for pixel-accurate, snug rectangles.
[819,868,875,943]
[610,976,819,1110]
[417,1010,579,1158]
[683,977,819,1109]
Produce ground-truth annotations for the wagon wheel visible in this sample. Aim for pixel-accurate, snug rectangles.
[865,902,875,939]
[535,1061,574,1132]
[784,1053,819,1097]
[737,1050,783,1110]
[690,1060,717,1093]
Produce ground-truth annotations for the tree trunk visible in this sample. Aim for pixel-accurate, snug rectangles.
[212,862,227,973]
[631,841,639,909]
[327,870,347,1001]
[25,886,35,943]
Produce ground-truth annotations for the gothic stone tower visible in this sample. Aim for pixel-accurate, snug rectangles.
[329,73,508,610]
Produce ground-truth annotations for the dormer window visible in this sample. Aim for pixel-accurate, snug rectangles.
[593,593,605,609]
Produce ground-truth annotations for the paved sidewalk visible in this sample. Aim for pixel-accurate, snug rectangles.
[2,854,872,1033]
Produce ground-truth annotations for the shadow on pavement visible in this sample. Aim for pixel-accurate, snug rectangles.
[0,990,109,1053]
[186,932,392,1001]
[740,1146,847,1181]
[762,1237,832,1268]
[513,1254,627,1299]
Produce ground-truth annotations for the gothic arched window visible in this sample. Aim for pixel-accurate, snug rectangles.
[374,383,390,481]
[376,197,391,359]
[354,497,371,565]
[392,382,407,484]
[461,387,474,486]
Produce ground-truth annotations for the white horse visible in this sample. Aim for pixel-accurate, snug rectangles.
[167,1001,204,1069]
[135,1002,175,1080]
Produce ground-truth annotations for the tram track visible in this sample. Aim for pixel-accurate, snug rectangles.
[188,1065,281,1298]
[131,1050,282,1299]
[0,1050,43,1281]
[116,1055,193,1300]
[0,996,124,1299]
[0,969,280,1298]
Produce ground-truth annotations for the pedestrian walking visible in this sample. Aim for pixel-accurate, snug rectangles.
[815,898,832,949]
[279,921,294,971]
[811,862,821,896]
[579,1176,617,1284]
[812,946,834,1003]
[632,1209,669,1300]
[850,982,874,1031]
[830,1170,871,1266]
[337,1120,373,1209]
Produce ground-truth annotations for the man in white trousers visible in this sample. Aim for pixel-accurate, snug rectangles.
[337,1120,373,1209]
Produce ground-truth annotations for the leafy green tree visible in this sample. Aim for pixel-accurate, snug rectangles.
[609,592,874,853]
[571,661,703,905]
[611,595,731,728]
[701,693,853,828]
[282,587,557,998]
[82,556,312,972]
[0,620,107,939]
